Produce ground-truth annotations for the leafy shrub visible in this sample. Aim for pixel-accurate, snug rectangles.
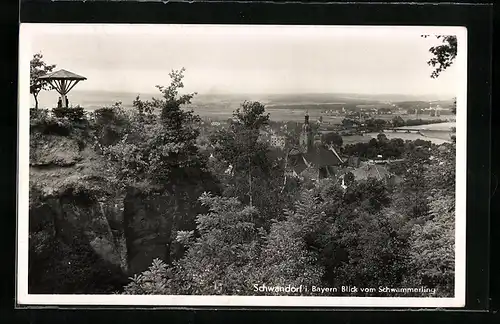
[321,132,343,147]
[406,196,455,296]
[52,106,86,122]
[92,103,131,147]
[123,258,171,295]
[167,193,265,295]
[343,137,408,159]
[405,118,445,126]
[102,69,208,188]
[30,108,70,136]
[30,106,90,141]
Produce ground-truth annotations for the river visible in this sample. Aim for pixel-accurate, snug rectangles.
[364,122,455,145]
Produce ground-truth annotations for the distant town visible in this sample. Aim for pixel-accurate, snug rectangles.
[196,100,455,149]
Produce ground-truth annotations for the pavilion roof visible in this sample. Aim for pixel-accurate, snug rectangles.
[39,69,87,81]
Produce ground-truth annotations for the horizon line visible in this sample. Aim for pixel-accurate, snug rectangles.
[70,88,456,99]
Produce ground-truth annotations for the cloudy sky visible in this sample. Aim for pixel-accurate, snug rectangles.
[21,24,464,97]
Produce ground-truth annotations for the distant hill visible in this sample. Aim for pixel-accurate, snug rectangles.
[394,99,455,110]
[34,89,454,112]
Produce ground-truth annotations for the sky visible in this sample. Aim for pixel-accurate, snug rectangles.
[22,24,464,98]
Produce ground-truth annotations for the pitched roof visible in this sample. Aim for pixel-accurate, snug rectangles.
[305,146,344,167]
[288,153,308,174]
[288,147,305,156]
[351,163,389,181]
[39,69,87,80]
[328,146,344,163]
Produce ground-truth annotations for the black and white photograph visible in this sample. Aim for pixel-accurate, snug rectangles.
[17,24,467,307]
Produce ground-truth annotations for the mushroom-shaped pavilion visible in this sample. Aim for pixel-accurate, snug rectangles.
[39,69,86,108]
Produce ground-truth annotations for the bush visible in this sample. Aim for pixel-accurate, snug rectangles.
[30,107,50,124]
[30,108,71,136]
[91,103,131,147]
[123,258,171,295]
[321,132,343,147]
[30,107,90,140]
[52,106,86,122]
[405,118,445,127]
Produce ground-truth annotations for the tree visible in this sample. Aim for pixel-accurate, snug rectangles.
[342,118,359,128]
[344,171,355,186]
[102,69,220,270]
[166,193,265,295]
[210,101,272,208]
[392,116,405,128]
[406,195,455,296]
[257,191,325,293]
[30,53,56,109]
[233,101,270,130]
[322,132,343,147]
[422,35,457,79]
[377,133,388,143]
[364,118,387,132]
[123,258,171,295]
[104,68,209,187]
[92,102,132,147]
[403,142,455,297]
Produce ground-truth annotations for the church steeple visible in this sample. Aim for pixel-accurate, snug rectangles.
[300,111,313,152]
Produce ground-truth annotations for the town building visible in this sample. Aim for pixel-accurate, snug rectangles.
[286,113,344,180]
[270,135,286,148]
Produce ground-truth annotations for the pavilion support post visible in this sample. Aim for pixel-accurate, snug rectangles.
[62,94,68,108]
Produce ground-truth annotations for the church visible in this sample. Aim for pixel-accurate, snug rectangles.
[286,113,344,180]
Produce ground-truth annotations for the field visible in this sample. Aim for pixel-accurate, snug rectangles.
[341,135,373,145]
[35,89,454,123]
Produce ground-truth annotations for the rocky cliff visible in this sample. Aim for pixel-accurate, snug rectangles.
[28,130,220,292]
[29,133,128,293]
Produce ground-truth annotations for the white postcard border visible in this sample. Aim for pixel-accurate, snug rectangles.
[17,24,468,308]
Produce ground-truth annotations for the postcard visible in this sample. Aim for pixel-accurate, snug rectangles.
[17,24,467,308]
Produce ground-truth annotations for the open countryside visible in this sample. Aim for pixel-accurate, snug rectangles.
[34,89,455,144]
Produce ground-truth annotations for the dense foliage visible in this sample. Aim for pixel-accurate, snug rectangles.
[342,134,434,160]
[321,132,343,147]
[209,101,297,228]
[342,117,448,133]
[121,122,455,297]
[101,68,210,188]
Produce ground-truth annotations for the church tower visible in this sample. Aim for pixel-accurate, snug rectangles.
[300,112,313,152]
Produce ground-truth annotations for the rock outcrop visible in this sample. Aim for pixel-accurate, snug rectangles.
[123,186,175,276]
[123,177,221,276]
[28,131,222,291]
[29,134,128,285]
[30,134,82,167]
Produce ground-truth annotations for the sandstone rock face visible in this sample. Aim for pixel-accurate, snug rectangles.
[28,132,222,290]
[123,187,175,276]
[30,187,127,272]
[28,132,131,293]
[30,134,82,167]
[123,179,221,276]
